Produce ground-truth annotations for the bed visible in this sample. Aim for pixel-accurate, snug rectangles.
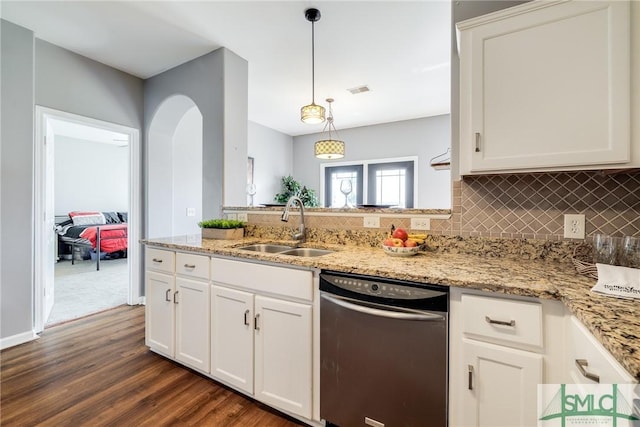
[56,211,128,271]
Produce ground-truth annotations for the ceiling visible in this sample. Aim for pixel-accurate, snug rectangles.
[2,1,451,136]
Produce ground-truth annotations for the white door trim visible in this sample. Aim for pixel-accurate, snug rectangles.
[34,106,142,332]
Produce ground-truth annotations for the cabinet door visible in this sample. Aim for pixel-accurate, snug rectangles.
[145,271,175,357]
[462,339,542,427]
[210,285,254,394]
[254,295,312,419]
[175,277,210,372]
[459,0,630,174]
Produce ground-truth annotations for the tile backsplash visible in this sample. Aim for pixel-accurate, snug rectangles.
[449,170,640,240]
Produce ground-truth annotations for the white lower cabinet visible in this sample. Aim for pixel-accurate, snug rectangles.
[567,315,635,385]
[175,277,210,372]
[146,270,175,357]
[145,248,210,373]
[254,295,312,417]
[210,258,314,420]
[450,288,563,427]
[462,339,542,427]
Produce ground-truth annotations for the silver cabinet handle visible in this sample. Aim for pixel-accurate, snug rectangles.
[165,289,171,302]
[575,359,600,383]
[468,365,474,390]
[254,313,260,330]
[475,132,481,152]
[485,316,516,327]
[244,309,250,326]
[173,291,179,304]
[183,264,196,269]
[152,258,163,263]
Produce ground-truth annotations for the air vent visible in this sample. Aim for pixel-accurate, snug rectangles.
[347,85,370,95]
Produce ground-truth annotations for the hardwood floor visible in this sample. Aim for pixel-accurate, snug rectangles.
[1,305,306,426]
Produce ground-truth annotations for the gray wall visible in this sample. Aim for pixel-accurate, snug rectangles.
[144,47,248,223]
[1,20,36,342]
[54,137,129,215]
[248,121,293,206]
[0,23,144,343]
[292,115,452,209]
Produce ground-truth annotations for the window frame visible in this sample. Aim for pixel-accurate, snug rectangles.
[320,156,418,208]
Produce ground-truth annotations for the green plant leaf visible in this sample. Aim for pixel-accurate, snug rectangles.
[198,219,246,229]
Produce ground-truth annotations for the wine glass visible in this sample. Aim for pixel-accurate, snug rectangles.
[246,183,257,207]
[339,179,352,208]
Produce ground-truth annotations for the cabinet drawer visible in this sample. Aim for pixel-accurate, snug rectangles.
[461,294,542,350]
[567,316,634,384]
[211,258,313,301]
[146,248,175,273]
[176,252,210,280]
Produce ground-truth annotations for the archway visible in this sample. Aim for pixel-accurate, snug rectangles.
[148,95,203,238]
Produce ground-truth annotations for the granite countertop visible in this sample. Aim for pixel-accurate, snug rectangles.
[142,235,639,381]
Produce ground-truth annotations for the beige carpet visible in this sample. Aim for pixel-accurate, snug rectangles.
[47,257,129,326]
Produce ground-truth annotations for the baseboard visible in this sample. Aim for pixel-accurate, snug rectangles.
[0,330,39,350]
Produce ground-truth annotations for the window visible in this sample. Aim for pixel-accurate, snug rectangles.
[323,158,415,208]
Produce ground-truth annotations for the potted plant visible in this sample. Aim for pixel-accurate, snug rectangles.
[274,175,319,207]
[198,218,246,240]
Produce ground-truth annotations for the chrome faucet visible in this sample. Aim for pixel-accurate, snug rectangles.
[281,196,306,242]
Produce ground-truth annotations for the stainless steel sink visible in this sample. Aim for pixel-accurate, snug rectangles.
[279,248,334,257]
[237,244,295,253]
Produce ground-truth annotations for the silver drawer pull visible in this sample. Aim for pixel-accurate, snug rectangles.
[183,264,196,269]
[575,359,600,383]
[152,258,163,263]
[485,316,516,327]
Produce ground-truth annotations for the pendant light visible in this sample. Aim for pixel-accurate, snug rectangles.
[315,98,345,159]
[300,8,325,124]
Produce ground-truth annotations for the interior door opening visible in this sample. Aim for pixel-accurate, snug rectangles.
[34,107,141,332]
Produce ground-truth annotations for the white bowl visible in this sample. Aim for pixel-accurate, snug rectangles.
[382,244,420,257]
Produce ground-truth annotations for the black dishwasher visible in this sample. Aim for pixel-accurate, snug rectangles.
[320,270,448,427]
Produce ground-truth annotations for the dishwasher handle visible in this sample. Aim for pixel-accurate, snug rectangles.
[321,293,445,321]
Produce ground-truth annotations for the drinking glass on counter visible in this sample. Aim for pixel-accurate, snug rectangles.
[619,236,640,269]
[592,234,617,265]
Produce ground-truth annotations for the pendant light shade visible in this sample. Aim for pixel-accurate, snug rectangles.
[301,8,325,124]
[314,98,345,159]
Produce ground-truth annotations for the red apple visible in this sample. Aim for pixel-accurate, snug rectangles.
[383,238,395,247]
[392,228,408,241]
[404,240,418,247]
[391,238,404,247]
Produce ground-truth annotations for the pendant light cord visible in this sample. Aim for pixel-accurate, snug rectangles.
[311,20,316,104]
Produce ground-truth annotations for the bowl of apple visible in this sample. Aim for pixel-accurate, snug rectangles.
[382,228,425,257]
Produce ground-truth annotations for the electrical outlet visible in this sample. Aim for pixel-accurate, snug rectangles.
[410,217,430,231]
[186,208,196,217]
[226,213,237,220]
[237,212,248,222]
[363,216,380,228]
[563,214,585,239]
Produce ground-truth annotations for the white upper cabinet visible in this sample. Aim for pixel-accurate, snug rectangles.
[458,0,632,174]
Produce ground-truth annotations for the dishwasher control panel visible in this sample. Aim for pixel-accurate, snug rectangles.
[320,272,447,300]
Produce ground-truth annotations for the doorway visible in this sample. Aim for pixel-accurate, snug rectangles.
[34,107,141,332]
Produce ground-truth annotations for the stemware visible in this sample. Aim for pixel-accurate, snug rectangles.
[246,183,257,207]
[339,179,352,208]
[592,234,617,265]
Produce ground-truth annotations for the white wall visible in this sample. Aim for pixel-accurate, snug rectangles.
[172,106,203,235]
[54,136,129,215]
[248,121,293,206]
[292,115,452,209]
